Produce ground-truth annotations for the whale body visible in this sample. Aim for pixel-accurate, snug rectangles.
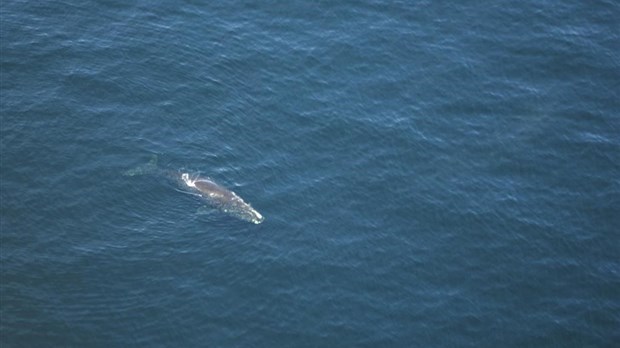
[181,173,264,224]
[123,156,264,224]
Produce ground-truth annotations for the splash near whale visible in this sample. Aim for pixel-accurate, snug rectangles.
[124,156,264,224]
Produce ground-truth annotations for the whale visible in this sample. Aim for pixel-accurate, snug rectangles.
[124,155,264,224]
[180,172,264,224]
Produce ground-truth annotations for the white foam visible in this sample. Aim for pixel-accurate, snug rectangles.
[181,173,196,188]
[251,210,264,224]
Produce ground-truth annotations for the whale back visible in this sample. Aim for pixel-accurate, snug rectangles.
[181,173,264,224]
[194,179,236,200]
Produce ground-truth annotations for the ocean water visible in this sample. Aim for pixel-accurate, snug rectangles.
[1,0,619,347]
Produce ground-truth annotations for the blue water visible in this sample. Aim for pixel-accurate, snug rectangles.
[1,0,619,346]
